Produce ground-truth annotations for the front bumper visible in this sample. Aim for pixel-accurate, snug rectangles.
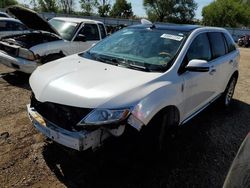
[0,51,37,74]
[27,104,124,151]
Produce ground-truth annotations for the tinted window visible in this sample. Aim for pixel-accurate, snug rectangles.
[224,33,236,53]
[208,32,226,58]
[0,21,27,31]
[79,24,99,41]
[13,22,27,31]
[187,33,211,61]
[0,21,8,31]
[98,23,106,39]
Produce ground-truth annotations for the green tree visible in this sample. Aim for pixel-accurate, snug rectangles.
[143,0,197,23]
[0,0,18,8]
[110,0,133,18]
[37,0,58,12]
[80,0,98,16]
[202,0,250,27]
[97,0,110,17]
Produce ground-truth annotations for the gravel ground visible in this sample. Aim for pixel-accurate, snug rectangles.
[0,48,250,188]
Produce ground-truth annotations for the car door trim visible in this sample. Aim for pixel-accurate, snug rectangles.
[180,93,222,125]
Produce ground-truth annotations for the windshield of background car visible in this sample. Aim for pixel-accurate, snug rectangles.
[84,27,187,72]
[49,19,78,40]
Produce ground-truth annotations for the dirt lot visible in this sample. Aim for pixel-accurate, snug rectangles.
[0,48,250,188]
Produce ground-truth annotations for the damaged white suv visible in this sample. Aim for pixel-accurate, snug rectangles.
[0,6,106,73]
[27,23,239,151]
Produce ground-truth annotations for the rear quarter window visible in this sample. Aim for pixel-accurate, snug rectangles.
[224,33,236,53]
[208,32,226,59]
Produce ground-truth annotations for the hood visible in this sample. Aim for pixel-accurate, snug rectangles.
[30,54,165,109]
[6,6,59,35]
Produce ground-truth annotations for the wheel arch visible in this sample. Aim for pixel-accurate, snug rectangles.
[145,105,180,127]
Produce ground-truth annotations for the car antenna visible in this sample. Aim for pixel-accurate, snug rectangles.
[141,19,156,29]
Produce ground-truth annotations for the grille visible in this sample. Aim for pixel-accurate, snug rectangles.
[0,43,18,56]
[31,95,92,131]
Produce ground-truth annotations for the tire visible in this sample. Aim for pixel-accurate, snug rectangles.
[220,76,237,107]
[141,109,178,152]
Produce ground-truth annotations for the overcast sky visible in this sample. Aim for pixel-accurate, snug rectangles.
[18,0,213,19]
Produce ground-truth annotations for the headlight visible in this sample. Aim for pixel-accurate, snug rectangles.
[19,48,36,61]
[77,108,130,127]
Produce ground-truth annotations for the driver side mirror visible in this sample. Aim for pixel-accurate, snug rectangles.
[185,59,210,72]
[75,34,86,42]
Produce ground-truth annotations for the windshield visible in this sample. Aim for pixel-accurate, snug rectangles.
[49,19,78,40]
[83,27,187,72]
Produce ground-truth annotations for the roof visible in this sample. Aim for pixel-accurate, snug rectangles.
[129,24,201,32]
[0,11,10,18]
[52,17,103,24]
[0,17,22,23]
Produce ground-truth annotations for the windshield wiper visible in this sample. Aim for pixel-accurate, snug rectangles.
[86,52,118,66]
[115,59,151,72]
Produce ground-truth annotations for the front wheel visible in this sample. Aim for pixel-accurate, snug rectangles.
[220,76,237,107]
[141,109,178,152]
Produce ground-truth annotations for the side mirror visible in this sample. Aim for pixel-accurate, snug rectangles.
[185,59,210,72]
[75,34,86,42]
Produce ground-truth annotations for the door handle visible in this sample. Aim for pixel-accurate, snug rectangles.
[229,60,234,64]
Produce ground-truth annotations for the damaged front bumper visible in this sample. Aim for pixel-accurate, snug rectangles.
[27,104,127,151]
[0,51,37,73]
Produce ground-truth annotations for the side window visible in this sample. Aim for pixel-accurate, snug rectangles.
[208,32,226,59]
[186,33,211,62]
[98,23,106,39]
[0,21,7,31]
[224,33,236,53]
[79,24,100,41]
[13,22,27,31]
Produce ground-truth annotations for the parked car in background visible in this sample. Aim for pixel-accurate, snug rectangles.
[0,6,107,73]
[0,11,11,18]
[27,23,239,152]
[0,18,29,38]
[238,34,250,47]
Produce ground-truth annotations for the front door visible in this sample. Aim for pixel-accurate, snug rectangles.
[180,32,218,120]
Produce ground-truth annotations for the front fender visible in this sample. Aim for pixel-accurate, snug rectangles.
[131,82,183,126]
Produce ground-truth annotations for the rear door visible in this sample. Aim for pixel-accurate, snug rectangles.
[207,32,230,95]
[209,32,238,93]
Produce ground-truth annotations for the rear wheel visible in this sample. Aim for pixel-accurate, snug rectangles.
[220,76,237,107]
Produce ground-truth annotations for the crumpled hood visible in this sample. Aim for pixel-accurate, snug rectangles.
[6,5,59,35]
[30,54,166,109]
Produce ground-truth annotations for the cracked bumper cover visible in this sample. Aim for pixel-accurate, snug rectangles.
[27,104,142,151]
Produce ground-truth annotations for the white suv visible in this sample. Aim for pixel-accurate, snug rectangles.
[27,23,239,151]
